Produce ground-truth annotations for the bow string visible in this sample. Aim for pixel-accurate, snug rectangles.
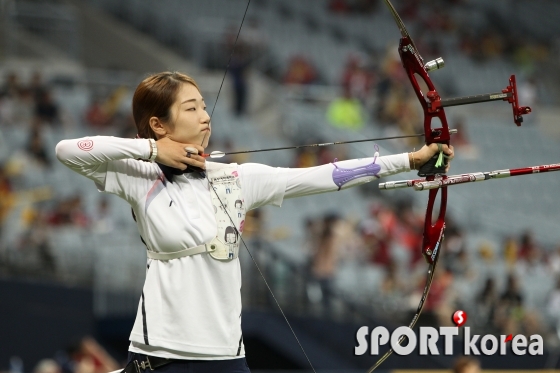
[200,1,318,372]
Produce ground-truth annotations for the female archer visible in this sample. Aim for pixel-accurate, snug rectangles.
[55,71,453,373]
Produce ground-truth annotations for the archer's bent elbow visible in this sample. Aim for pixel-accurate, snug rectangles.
[55,140,70,164]
[55,139,84,168]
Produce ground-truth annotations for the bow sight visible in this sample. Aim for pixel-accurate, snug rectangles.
[427,73,532,126]
[419,58,531,126]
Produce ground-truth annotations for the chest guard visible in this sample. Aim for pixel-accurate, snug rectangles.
[206,163,246,260]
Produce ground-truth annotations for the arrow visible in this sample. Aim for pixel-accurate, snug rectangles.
[201,129,458,158]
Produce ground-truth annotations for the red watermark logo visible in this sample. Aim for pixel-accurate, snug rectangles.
[354,310,543,357]
[452,310,467,327]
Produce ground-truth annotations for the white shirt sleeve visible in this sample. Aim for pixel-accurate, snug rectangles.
[239,153,409,210]
[55,136,156,203]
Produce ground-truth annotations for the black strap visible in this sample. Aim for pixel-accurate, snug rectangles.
[144,356,174,370]
[141,291,149,345]
[122,356,174,373]
[157,162,205,183]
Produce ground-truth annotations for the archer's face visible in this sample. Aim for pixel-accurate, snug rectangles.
[163,83,211,147]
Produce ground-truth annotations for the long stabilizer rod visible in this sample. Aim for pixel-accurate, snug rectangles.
[379,163,560,191]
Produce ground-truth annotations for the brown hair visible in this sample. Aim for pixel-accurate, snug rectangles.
[132,72,200,139]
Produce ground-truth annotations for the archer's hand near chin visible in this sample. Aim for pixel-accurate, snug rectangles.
[411,144,455,173]
[154,137,206,170]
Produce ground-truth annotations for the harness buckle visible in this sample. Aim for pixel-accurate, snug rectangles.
[139,358,153,371]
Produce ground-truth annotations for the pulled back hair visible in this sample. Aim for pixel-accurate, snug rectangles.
[132,72,200,139]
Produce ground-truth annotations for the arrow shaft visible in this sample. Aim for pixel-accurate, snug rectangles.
[202,130,457,158]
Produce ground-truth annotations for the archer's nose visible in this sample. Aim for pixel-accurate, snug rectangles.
[201,110,210,124]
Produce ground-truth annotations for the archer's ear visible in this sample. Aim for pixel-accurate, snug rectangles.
[149,117,167,137]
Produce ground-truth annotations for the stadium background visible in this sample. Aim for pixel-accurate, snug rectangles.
[0,0,560,372]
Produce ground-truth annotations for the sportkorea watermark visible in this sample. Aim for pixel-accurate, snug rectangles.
[354,310,543,357]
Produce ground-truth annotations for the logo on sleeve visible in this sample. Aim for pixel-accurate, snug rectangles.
[78,140,94,151]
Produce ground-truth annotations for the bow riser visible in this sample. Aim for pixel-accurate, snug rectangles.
[398,36,449,265]
[399,37,451,145]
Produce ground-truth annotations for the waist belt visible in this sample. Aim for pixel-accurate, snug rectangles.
[146,243,216,260]
[122,356,174,373]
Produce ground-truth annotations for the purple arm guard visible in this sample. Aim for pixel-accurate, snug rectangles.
[332,158,381,191]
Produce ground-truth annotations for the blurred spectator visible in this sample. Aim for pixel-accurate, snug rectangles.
[518,77,538,123]
[241,17,269,57]
[1,72,21,98]
[548,246,560,276]
[329,0,351,14]
[500,273,523,308]
[85,98,111,128]
[27,121,52,168]
[223,26,252,117]
[477,241,495,263]
[479,30,504,60]
[85,87,129,128]
[18,210,56,275]
[328,0,378,15]
[316,146,336,166]
[91,197,115,234]
[283,56,318,85]
[293,148,318,168]
[29,71,48,102]
[547,277,560,325]
[35,90,60,125]
[447,249,474,279]
[394,199,423,266]
[47,195,90,228]
[475,278,497,329]
[360,218,390,267]
[516,230,545,277]
[452,356,481,373]
[0,164,15,231]
[443,216,466,256]
[421,268,455,326]
[309,213,342,315]
[502,236,519,269]
[450,117,478,158]
[340,55,375,105]
[0,72,35,125]
[292,143,339,169]
[326,88,364,129]
[33,359,60,373]
[492,273,524,335]
[9,356,24,373]
[63,336,120,373]
[380,260,406,296]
